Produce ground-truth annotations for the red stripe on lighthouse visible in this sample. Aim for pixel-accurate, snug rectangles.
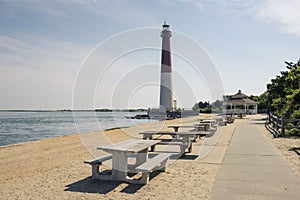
[161,50,172,73]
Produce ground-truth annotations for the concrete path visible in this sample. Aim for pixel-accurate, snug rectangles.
[210,115,300,200]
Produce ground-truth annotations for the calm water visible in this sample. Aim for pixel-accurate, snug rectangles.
[0,111,154,146]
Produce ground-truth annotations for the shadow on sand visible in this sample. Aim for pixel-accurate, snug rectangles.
[179,154,198,160]
[65,170,163,194]
[250,117,268,121]
[289,147,300,156]
[264,121,280,138]
[248,116,268,125]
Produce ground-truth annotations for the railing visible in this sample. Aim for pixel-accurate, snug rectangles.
[223,109,257,115]
[268,113,300,137]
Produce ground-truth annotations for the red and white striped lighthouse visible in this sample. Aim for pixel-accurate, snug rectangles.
[159,22,173,111]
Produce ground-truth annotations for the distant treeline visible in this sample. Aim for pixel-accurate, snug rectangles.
[0,109,148,112]
[192,100,223,113]
[94,109,148,112]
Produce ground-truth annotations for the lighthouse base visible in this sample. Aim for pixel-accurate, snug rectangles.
[148,109,198,120]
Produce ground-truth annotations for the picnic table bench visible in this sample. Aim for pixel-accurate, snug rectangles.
[84,154,113,178]
[224,115,235,123]
[213,116,227,126]
[136,153,171,184]
[84,139,171,184]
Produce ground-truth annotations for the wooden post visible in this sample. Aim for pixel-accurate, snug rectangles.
[281,115,285,135]
[275,115,279,130]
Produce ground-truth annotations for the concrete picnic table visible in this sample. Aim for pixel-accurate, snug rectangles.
[139,131,199,155]
[198,121,214,131]
[96,139,159,183]
[168,124,210,132]
[200,119,217,125]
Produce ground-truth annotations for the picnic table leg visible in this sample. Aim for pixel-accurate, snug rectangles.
[188,142,193,153]
[111,152,128,180]
[179,145,185,156]
[174,127,180,139]
[183,135,193,154]
[143,135,152,140]
[150,144,156,152]
[178,135,187,156]
[92,164,101,179]
[136,149,148,167]
[192,135,197,142]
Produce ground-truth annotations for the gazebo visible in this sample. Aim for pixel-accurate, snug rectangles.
[223,90,257,115]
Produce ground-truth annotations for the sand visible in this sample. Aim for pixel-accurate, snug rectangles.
[270,137,300,177]
[1,114,298,199]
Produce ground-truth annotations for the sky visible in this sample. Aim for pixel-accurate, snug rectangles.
[0,0,299,110]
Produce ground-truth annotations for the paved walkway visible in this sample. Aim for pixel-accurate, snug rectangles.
[210,116,300,200]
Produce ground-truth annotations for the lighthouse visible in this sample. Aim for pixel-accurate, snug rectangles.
[159,22,173,111]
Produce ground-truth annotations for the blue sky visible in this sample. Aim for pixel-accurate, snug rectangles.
[0,0,299,109]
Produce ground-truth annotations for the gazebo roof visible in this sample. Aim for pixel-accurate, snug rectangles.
[224,98,257,105]
[231,89,248,99]
[224,90,257,105]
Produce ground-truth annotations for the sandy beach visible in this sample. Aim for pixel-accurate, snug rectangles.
[0,114,299,199]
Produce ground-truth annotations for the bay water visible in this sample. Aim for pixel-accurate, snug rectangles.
[0,111,153,146]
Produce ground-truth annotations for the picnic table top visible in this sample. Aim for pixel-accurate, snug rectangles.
[200,118,216,121]
[139,131,199,136]
[168,124,209,128]
[198,121,212,124]
[168,125,195,128]
[97,139,159,153]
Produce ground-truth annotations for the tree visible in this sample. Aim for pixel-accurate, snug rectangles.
[249,92,268,113]
[192,101,210,112]
[192,100,223,113]
[211,99,223,113]
[266,59,300,136]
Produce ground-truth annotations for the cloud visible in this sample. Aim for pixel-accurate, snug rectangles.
[255,0,300,37]
[0,0,162,109]
[0,33,90,109]
[1,0,159,27]
[80,0,160,26]
[174,0,300,37]
[0,33,88,70]
[166,0,248,10]
[0,35,37,55]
